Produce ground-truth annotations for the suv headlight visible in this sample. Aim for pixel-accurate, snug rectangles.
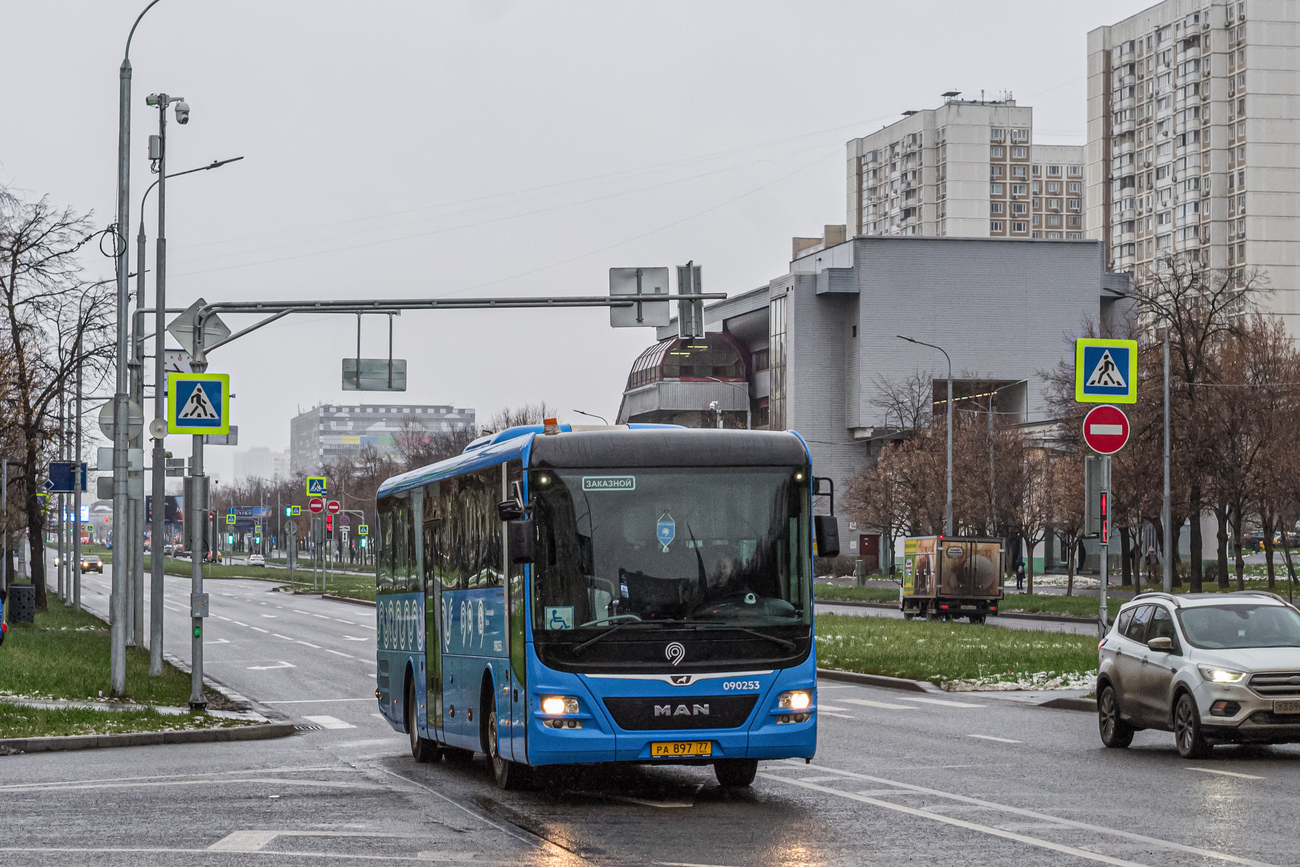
[1198,666,1246,684]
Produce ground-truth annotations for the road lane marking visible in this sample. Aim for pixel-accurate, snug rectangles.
[312,613,332,620]
[208,830,279,852]
[903,697,985,708]
[303,715,356,730]
[343,635,368,642]
[293,609,310,615]
[232,621,249,627]
[272,634,293,640]
[819,711,856,719]
[262,614,278,618]
[841,699,917,710]
[333,618,355,624]
[263,698,373,704]
[764,763,1281,867]
[247,661,296,671]
[816,703,851,711]
[968,734,1022,744]
[215,615,231,621]
[249,627,270,633]
[763,774,1154,867]
[325,649,354,659]
[1187,767,1264,780]
[297,641,322,648]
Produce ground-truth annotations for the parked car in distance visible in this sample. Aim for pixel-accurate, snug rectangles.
[1240,532,1265,550]
[1098,591,1300,758]
[80,555,103,574]
[248,554,265,567]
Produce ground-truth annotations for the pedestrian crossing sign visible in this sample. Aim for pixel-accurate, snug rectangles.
[167,373,230,434]
[306,476,327,497]
[1075,338,1138,404]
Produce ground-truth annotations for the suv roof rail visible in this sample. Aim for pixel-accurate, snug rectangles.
[1131,591,1182,607]
[1226,590,1292,605]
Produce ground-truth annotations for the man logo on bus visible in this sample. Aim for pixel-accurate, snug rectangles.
[665,641,686,666]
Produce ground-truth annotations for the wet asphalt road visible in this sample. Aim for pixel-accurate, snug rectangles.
[6,563,1299,866]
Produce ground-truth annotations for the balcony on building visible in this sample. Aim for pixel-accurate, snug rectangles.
[617,332,754,429]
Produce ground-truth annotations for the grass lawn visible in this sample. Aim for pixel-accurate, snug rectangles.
[0,704,245,740]
[0,598,236,738]
[815,613,1097,688]
[813,585,899,604]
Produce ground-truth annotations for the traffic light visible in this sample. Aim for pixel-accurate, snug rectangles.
[325,515,333,533]
[227,533,234,545]
[285,506,292,517]
[360,537,367,549]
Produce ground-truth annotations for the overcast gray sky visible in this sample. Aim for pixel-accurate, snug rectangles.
[2,0,1140,480]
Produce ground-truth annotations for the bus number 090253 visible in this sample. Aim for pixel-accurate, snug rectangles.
[722,680,761,691]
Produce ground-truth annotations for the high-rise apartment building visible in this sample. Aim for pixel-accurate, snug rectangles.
[289,404,476,476]
[1088,0,1300,312]
[233,447,291,482]
[846,95,1086,240]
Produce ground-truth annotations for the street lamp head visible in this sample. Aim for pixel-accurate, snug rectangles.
[174,101,190,124]
[146,93,161,106]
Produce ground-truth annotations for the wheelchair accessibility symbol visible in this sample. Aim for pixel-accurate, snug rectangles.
[545,606,574,630]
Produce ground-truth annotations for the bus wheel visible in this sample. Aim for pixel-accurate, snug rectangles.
[487,707,530,790]
[713,758,758,788]
[406,679,441,763]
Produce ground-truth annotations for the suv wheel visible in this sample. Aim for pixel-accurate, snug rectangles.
[1098,685,1133,749]
[1174,693,1212,759]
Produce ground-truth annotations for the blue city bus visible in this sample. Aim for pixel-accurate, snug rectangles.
[374,423,838,789]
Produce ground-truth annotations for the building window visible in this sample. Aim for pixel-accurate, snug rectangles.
[991,128,1005,141]
[751,348,769,372]
[990,183,1004,196]
[1069,165,1082,177]
[1011,165,1027,179]
[1068,199,1081,211]
[990,165,1004,178]
[1048,165,1062,176]
[1012,184,1027,196]
[1047,181,1061,194]
[990,221,1004,232]
[1012,221,1028,233]
[1069,182,1081,193]
[1012,147,1027,159]
[991,202,1004,214]
[768,295,788,431]
[1047,215,1062,227]
[990,146,1004,158]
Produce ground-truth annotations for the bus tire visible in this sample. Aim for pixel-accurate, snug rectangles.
[406,677,441,763]
[486,706,530,790]
[714,758,758,788]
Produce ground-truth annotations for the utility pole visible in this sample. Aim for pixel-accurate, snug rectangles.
[1162,336,1172,593]
[73,335,84,611]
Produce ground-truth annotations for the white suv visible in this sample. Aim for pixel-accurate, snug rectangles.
[1097,591,1300,758]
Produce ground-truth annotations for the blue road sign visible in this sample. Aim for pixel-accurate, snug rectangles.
[306,476,327,497]
[1075,339,1138,404]
[168,373,230,434]
[46,461,75,494]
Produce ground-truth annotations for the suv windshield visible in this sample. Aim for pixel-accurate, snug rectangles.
[1176,604,1300,649]
[531,466,810,635]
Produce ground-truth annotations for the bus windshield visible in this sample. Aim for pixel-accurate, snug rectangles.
[530,466,811,635]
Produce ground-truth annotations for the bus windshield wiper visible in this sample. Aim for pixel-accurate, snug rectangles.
[692,624,796,651]
[571,618,688,655]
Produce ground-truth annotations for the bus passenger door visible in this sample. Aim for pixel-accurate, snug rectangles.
[423,519,444,743]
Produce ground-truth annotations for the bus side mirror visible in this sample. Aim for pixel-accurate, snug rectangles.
[813,515,840,559]
[509,519,535,564]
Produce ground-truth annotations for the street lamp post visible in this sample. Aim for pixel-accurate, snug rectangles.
[110,0,165,695]
[702,376,751,430]
[572,410,609,425]
[898,336,953,536]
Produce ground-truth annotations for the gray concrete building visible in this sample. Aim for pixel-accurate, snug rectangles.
[618,233,1126,560]
[1088,0,1300,315]
[846,95,1086,241]
[290,404,476,476]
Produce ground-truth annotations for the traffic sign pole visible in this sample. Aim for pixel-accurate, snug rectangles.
[1099,464,1110,638]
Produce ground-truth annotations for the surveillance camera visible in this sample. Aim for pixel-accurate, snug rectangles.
[175,101,190,124]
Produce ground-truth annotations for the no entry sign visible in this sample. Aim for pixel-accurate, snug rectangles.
[327,500,341,515]
[308,497,324,514]
[1082,405,1130,455]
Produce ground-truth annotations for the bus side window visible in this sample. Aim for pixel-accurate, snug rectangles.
[377,500,394,594]
[394,496,411,593]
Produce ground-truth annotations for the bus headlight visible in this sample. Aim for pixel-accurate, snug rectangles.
[540,695,579,715]
[778,690,812,711]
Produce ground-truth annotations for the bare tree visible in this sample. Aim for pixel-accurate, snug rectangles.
[0,186,111,610]
[870,370,933,432]
[485,401,558,433]
[1045,452,1085,596]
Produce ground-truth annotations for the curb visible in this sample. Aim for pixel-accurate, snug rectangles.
[815,598,1098,624]
[816,667,1097,712]
[0,721,297,755]
[816,668,937,693]
[1037,696,1097,712]
[322,593,376,609]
